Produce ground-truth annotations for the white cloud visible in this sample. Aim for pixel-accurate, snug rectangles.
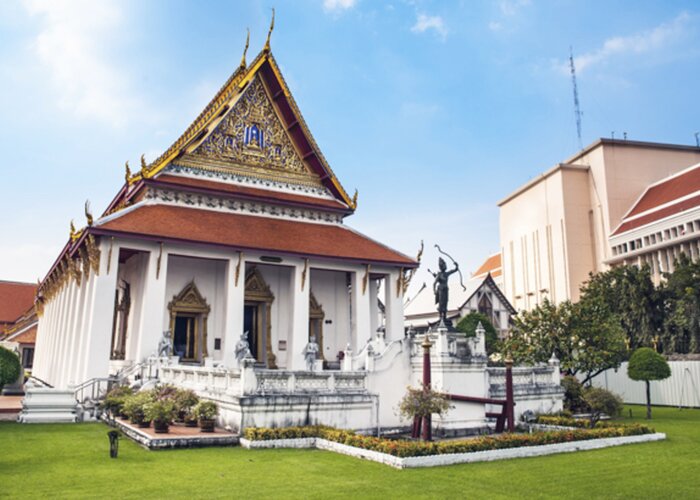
[564,12,692,74]
[411,13,447,40]
[22,0,137,128]
[323,0,356,13]
[499,0,531,17]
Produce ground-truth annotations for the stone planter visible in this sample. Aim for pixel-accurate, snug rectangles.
[185,419,198,428]
[136,419,151,429]
[199,418,215,433]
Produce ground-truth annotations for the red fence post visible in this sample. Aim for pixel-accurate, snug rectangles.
[505,354,515,432]
[421,336,432,441]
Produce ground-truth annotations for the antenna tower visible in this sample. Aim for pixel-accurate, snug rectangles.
[569,47,583,150]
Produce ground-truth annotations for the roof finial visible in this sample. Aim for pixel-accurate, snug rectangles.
[140,154,147,171]
[264,8,275,52]
[84,200,94,226]
[351,188,358,209]
[70,220,77,240]
[240,28,250,69]
[125,161,132,182]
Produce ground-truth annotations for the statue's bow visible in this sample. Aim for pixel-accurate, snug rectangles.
[435,244,466,291]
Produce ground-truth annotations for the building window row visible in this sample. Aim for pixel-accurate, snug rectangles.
[612,220,700,257]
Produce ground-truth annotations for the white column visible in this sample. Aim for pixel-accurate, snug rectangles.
[288,260,310,370]
[222,255,245,368]
[351,267,372,352]
[135,245,170,362]
[74,269,97,382]
[369,279,379,336]
[384,269,405,342]
[57,280,78,387]
[81,240,119,382]
[49,284,69,385]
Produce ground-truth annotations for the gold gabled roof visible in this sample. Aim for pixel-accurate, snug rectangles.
[133,47,354,208]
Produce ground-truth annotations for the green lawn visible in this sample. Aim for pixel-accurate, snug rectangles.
[1,406,698,499]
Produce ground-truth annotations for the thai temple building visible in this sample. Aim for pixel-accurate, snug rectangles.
[29,29,562,432]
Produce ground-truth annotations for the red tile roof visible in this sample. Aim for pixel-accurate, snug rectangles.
[95,205,417,267]
[151,175,350,212]
[0,281,37,324]
[613,164,700,235]
[8,325,36,345]
[626,165,700,218]
[473,253,502,279]
[613,193,700,235]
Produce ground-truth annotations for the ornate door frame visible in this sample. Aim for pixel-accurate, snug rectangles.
[309,291,325,360]
[168,280,210,362]
[245,267,276,368]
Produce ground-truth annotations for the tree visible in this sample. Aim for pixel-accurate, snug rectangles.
[579,265,662,351]
[503,298,626,385]
[0,346,21,390]
[628,347,671,419]
[660,254,700,354]
[456,312,499,355]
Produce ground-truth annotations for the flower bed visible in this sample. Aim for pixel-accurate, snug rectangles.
[535,415,631,429]
[244,423,655,458]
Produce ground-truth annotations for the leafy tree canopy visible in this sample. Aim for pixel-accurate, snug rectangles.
[456,312,499,354]
[628,347,671,382]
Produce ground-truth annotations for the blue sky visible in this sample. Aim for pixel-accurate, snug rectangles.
[1,1,699,292]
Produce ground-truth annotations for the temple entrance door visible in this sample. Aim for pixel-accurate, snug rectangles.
[244,267,276,368]
[173,314,197,361]
[244,303,261,362]
[168,281,210,364]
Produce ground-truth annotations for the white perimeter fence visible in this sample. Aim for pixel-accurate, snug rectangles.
[591,361,700,408]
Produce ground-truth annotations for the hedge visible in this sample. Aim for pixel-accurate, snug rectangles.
[244,423,655,458]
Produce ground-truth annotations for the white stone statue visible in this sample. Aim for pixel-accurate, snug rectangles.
[157,330,173,358]
[303,336,320,371]
[235,331,253,366]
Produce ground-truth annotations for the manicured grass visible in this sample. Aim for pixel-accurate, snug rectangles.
[1,406,698,499]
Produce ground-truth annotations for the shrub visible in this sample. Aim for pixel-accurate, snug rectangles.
[397,387,451,421]
[628,347,672,419]
[144,399,176,425]
[193,400,218,420]
[122,391,155,423]
[582,387,623,427]
[243,424,655,458]
[153,384,179,401]
[0,346,21,390]
[173,389,199,421]
[561,375,586,412]
[100,385,135,416]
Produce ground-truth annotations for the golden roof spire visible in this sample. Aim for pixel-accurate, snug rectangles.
[124,161,132,182]
[351,189,358,209]
[140,154,147,171]
[240,28,250,70]
[264,8,275,52]
[70,220,77,240]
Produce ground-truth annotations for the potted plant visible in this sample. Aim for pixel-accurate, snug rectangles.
[144,399,176,434]
[193,400,218,433]
[122,391,154,428]
[174,389,199,426]
[100,385,134,420]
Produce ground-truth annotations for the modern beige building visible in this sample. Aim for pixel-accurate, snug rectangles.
[498,139,700,310]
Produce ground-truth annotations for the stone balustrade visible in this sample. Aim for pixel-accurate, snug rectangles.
[254,370,367,395]
[160,365,241,395]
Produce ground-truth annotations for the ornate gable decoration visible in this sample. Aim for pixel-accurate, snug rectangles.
[168,280,211,314]
[245,267,275,302]
[187,75,312,181]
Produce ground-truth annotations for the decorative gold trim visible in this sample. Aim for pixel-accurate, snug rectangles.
[168,280,211,361]
[124,161,132,183]
[301,259,309,291]
[235,251,243,286]
[240,28,250,70]
[351,189,358,210]
[84,200,93,227]
[156,242,163,279]
[309,291,325,360]
[396,270,403,298]
[362,264,370,295]
[401,240,424,293]
[86,234,100,275]
[263,8,275,53]
[245,267,276,368]
[107,237,114,274]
